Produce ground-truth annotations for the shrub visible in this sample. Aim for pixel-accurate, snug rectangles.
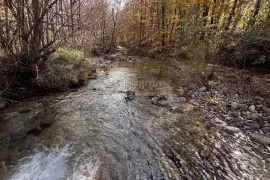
[37,48,91,89]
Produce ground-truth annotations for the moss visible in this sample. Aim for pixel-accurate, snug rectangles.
[37,48,91,89]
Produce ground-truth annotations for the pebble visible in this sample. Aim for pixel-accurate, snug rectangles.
[249,105,256,112]
[262,127,270,134]
[231,102,238,109]
[225,126,242,134]
[157,100,169,107]
[249,133,270,146]
[211,117,227,128]
[175,97,187,103]
[264,108,270,116]
[244,120,260,130]
[238,104,248,111]
[199,87,207,92]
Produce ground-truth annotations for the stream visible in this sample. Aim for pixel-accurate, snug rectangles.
[0,59,270,180]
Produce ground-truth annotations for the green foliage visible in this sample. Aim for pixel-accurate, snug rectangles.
[217,21,270,68]
[37,48,91,89]
[0,49,5,57]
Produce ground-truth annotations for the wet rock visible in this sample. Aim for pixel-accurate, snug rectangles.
[249,114,260,121]
[231,111,240,118]
[151,97,159,105]
[249,105,256,112]
[170,106,184,114]
[0,99,7,110]
[0,132,10,147]
[231,102,238,109]
[0,148,10,162]
[89,75,97,80]
[211,117,227,128]
[249,133,270,146]
[225,126,242,134]
[199,87,207,92]
[18,108,32,113]
[244,120,260,131]
[104,54,119,61]
[175,97,187,103]
[24,135,36,150]
[262,127,270,134]
[264,108,270,116]
[256,105,264,111]
[151,95,169,107]
[254,96,264,102]
[176,88,184,96]
[125,91,136,101]
[157,100,169,107]
[228,117,244,128]
[238,104,248,111]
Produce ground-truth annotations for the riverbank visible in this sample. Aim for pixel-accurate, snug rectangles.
[93,54,270,143]
[1,56,270,179]
[0,49,91,109]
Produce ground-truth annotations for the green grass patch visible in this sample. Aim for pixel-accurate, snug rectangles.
[38,48,91,89]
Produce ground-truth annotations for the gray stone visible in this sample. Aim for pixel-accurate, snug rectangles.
[254,96,264,102]
[0,99,7,110]
[238,104,248,111]
[225,126,242,134]
[250,114,260,121]
[231,102,238,109]
[262,127,270,134]
[249,133,270,146]
[157,100,169,107]
[176,88,184,96]
[249,105,256,112]
[170,106,184,114]
[244,120,260,130]
[256,105,264,111]
[264,108,270,116]
[151,97,159,105]
[212,117,227,128]
[231,111,239,118]
[199,87,207,92]
[175,97,187,103]
[125,91,136,101]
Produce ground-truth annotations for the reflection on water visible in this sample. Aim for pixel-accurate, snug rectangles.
[0,61,269,179]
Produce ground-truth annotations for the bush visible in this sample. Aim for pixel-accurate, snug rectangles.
[37,48,91,89]
[215,21,270,69]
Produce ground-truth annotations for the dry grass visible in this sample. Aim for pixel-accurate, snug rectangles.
[37,48,91,89]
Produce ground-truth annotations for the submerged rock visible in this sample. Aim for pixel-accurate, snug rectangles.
[125,91,136,101]
[0,99,7,110]
[225,126,242,134]
[0,148,10,162]
[249,133,270,146]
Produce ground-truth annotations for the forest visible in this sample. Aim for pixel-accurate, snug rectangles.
[0,0,270,179]
[0,0,269,99]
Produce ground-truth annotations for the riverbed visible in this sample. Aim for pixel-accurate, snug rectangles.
[0,59,270,180]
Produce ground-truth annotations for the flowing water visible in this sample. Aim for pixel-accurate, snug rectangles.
[0,60,270,180]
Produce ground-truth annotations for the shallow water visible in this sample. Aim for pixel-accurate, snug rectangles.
[1,60,270,180]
